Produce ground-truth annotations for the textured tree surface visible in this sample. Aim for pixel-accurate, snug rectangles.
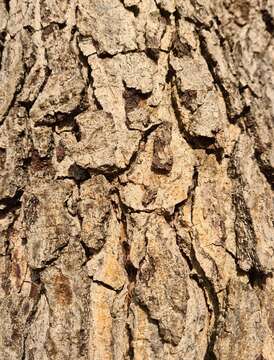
[0,0,274,359]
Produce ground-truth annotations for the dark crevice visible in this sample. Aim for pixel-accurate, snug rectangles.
[184,16,210,30]
[171,165,219,359]
[18,100,34,116]
[38,65,52,94]
[232,191,261,271]
[198,31,237,123]
[36,98,88,128]
[239,111,273,189]
[35,65,52,98]
[119,201,138,312]
[175,234,193,270]
[186,241,220,360]
[23,25,36,35]
[0,189,24,216]
[261,9,274,35]
[174,9,182,22]
[19,65,52,116]
[125,262,138,287]
[176,86,199,113]
[126,5,140,17]
[72,120,82,142]
[189,271,218,359]
[51,242,69,256]
[230,105,250,123]
[120,0,139,17]
[14,43,42,115]
[21,341,26,360]
[36,243,70,270]
[254,149,274,190]
[138,123,162,146]
[76,35,103,110]
[205,146,224,163]
[93,47,168,60]
[170,65,217,153]
[0,69,28,125]
[70,25,77,36]
[114,193,149,357]
[145,47,160,63]
[188,135,216,149]
[22,149,55,176]
[172,38,193,58]
[80,240,100,262]
[92,279,120,292]
[246,266,272,289]
[197,27,250,126]
[30,268,42,288]
[4,0,10,12]
[213,15,221,26]
[60,156,142,183]
[213,16,227,49]
[173,165,199,222]
[190,168,221,360]
[41,21,67,37]
[0,31,7,70]
[88,72,103,110]
[0,147,6,169]
[239,84,258,98]
[122,241,138,284]
[215,28,226,48]
[126,322,134,360]
[171,10,193,59]
[165,61,176,84]
[228,146,265,274]
[68,163,91,183]
[171,86,223,160]
[235,264,272,290]
[77,38,92,86]
[95,51,118,59]
[238,84,249,94]
[152,0,172,23]
[199,280,219,358]
[123,84,152,114]
[159,7,172,22]
[92,123,162,182]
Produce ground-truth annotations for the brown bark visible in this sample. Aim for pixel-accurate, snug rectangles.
[0,0,273,359]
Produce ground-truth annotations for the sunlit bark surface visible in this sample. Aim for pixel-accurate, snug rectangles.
[0,1,273,359]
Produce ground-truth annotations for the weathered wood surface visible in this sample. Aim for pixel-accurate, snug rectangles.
[0,0,273,359]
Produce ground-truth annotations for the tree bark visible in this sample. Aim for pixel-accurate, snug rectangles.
[0,0,273,359]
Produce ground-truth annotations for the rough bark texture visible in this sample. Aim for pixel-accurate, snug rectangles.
[0,0,274,359]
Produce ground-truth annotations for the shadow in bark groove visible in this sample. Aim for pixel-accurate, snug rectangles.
[261,9,274,35]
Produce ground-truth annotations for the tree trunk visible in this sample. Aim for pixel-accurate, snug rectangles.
[0,0,273,359]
